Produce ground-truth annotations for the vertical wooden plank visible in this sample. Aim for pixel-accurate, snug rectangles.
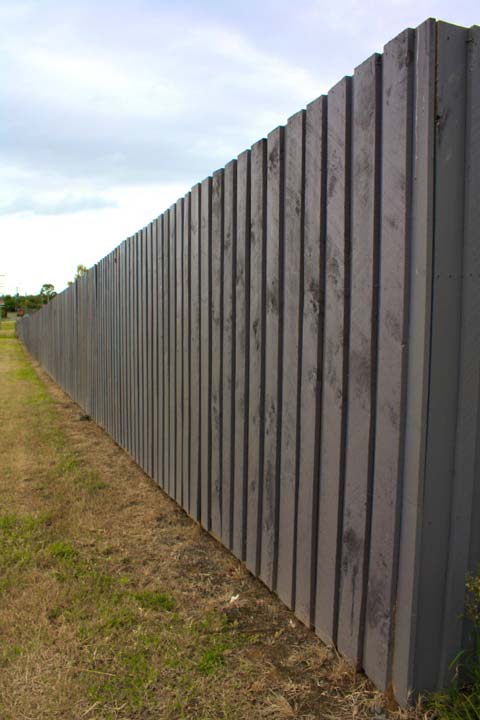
[233,150,250,560]
[246,140,267,574]
[138,231,144,465]
[222,160,237,550]
[151,222,158,481]
[295,95,327,627]
[147,222,154,477]
[158,216,166,489]
[363,29,415,690]
[200,177,212,529]
[176,200,184,504]
[132,235,139,463]
[261,127,284,590]
[412,23,468,691]
[391,19,436,705]
[169,206,176,498]
[315,77,352,643]
[277,110,306,610]
[163,213,170,491]
[211,170,224,538]
[440,22,478,681]
[128,246,133,452]
[142,227,148,471]
[337,55,381,661]
[183,194,191,510]
[190,184,201,520]
[465,23,480,604]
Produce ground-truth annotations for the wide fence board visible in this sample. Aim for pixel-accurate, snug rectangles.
[17,20,480,707]
[414,23,467,691]
[363,29,415,690]
[337,54,381,663]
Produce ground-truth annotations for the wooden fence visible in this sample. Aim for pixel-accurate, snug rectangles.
[17,18,480,705]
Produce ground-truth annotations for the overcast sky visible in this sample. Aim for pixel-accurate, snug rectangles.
[1,0,477,295]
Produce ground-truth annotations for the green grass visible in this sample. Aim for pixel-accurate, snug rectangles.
[0,320,16,339]
[428,576,480,719]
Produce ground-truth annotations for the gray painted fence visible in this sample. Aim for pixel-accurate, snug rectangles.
[17,18,480,705]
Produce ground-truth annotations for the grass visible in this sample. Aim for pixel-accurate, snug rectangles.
[0,319,16,339]
[0,335,427,719]
[427,575,480,719]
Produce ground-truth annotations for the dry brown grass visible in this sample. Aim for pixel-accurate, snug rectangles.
[0,336,430,719]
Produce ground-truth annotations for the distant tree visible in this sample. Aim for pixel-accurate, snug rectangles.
[40,283,56,303]
[75,264,88,280]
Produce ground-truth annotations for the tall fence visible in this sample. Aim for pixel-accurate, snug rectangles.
[17,19,480,705]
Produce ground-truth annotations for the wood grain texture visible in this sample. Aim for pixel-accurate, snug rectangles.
[246,139,267,575]
[363,29,414,690]
[182,195,191,510]
[260,127,284,590]
[233,150,250,560]
[277,110,305,611]
[190,185,201,520]
[211,170,224,538]
[315,78,351,644]
[295,96,326,627]
[337,55,380,662]
[200,177,212,529]
[222,160,237,550]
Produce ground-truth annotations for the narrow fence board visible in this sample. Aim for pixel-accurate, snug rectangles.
[295,95,327,627]
[142,228,149,472]
[363,29,415,690]
[134,234,140,465]
[392,19,436,704]
[182,194,191,510]
[162,214,170,490]
[176,200,184,505]
[315,77,352,644]
[190,185,201,520]
[261,126,284,590]
[147,223,154,477]
[211,170,224,538]
[151,223,159,482]
[246,139,267,575]
[125,241,132,456]
[465,24,480,595]
[169,206,176,498]
[337,54,381,663]
[158,216,165,489]
[277,109,306,611]
[233,150,251,560]
[222,160,237,550]
[200,177,212,530]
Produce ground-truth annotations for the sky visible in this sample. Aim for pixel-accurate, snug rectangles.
[1,0,478,295]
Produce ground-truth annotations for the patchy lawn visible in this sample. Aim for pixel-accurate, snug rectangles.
[0,336,427,719]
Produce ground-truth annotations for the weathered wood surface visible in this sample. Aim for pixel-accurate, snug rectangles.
[18,20,480,706]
